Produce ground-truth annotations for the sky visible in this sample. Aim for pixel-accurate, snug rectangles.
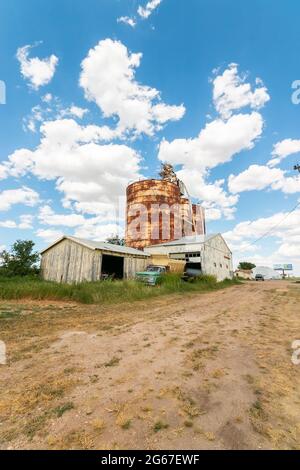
[0,0,300,273]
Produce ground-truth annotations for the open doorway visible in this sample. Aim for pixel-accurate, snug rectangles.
[101,254,124,280]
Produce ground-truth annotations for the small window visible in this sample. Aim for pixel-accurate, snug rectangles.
[214,262,217,268]
[226,264,229,269]
[220,264,223,268]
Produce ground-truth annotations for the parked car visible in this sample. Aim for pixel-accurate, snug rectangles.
[136,265,167,286]
[182,263,202,282]
[255,274,265,281]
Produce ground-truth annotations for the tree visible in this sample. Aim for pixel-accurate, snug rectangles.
[106,235,125,246]
[0,240,40,277]
[238,262,256,271]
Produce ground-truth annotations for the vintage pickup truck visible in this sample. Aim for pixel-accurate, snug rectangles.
[136,265,168,286]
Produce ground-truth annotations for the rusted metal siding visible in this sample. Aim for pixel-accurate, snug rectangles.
[193,204,206,236]
[126,179,206,249]
[126,179,181,249]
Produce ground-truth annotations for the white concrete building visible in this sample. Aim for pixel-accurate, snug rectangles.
[144,234,233,281]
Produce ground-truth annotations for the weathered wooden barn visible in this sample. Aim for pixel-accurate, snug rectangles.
[40,236,150,284]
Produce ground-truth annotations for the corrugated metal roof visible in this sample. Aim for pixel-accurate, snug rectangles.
[40,236,150,257]
[147,234,218,247]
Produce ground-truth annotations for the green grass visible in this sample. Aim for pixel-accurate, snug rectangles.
[53,402,75,418]
[0,274,241,305]
[153,421,169,432]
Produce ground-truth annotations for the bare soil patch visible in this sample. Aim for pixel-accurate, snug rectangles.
[1,281,300,450]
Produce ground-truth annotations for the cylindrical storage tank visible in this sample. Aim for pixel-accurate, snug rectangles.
[180,197,193,237]
[192,204,206,236]
[126,179,181,249]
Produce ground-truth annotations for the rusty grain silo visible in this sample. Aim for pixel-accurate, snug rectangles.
[126,176,206,250]
[126,179,181,250]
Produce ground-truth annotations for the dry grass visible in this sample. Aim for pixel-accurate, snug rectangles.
[1,281,300,450]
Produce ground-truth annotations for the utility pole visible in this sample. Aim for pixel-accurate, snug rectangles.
[294,164,300,173]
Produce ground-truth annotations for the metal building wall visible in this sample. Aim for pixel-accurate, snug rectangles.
[201,236,233,281]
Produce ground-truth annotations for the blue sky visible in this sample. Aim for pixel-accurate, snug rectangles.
[0,0,300,273]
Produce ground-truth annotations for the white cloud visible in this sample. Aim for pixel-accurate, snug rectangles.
[138,0,162,19]
[228,165,284,193]
[19,214,34,229]
[0,220,17,229]
[0,187,39,212]
[74,222,122,241]
[42,93,53,103]
[228,164,300,194]
[118,0,162,27]
[117,16,136,28]
[23,96,89,133]
[224,208,300,274]
[268,139,300,167]
[17,44,58,90]
[66,106,89,119]
[0,164,8,180]
[212,63,270,119]
[157,64,268,220]
[176,168,239,221]
[1,119,141,216]
[158,112,263,172]
[158,112,263,219]
[36,229,64,243]
[79,39,185,138]
[38,205,86,227]
[37,205,123,242]
[0,214,34,230]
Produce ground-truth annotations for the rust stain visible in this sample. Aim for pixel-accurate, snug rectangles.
[126,179,206,249]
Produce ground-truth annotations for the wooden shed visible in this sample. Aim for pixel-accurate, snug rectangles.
[40,236,150,284]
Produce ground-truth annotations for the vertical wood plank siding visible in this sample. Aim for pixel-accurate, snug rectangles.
[41,239,148,284]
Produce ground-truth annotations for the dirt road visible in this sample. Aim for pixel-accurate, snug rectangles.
[1,281,300,450]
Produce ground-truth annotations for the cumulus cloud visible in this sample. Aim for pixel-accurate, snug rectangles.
[224,208,300,274]
[157,64,269,220]
[36,229,64,243]
[228,164,300,194]
[212,63,270,119]
[138,0,162,19]
[74,222,122,241]
[159,112,263,172]
[38,205,86,227]
[37,205,123,241]
[176,168,239,221]
[0,214,34,230]
[79,39,185,138]
[17,44,58,90]
[0,187,39,212]
[118,0,162,27]
[158,112,263,219]
[2,119,141,217]
[117,16,136,28]
[268,138,300,167]
[23,95,89,133]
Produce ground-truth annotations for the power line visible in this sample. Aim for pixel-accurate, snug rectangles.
[235,200,300,253]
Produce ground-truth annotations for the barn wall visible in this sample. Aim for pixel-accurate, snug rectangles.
[201,235,233,281]
[124,257,148,279]
[41,239,102,283]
